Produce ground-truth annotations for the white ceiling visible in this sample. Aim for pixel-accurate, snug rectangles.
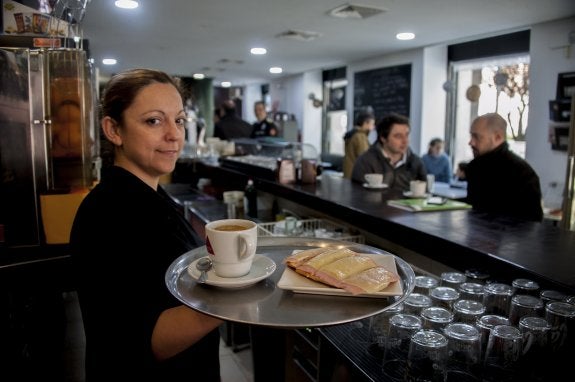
[80,0,575,86]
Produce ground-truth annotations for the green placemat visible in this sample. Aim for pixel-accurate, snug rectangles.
[387,198,471,212]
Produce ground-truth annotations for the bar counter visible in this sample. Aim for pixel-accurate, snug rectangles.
[174,159,575,295]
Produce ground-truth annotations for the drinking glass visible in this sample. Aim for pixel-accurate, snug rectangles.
[443,323,482,382]
[414,275,439,295]
[429,286,460,311]
[403,293,432,316]
[367,303,403,358]
[508,294,544,325]
[464,268,490,285]
[452,299,486,325]
[482,324,523,382]
[475,314,511,362]
[540,289,568,304]
[545,301,575,353]
[406,329,448,381]
[511,278,540,296]
[458,282,485,302]
[420,306,454,333]
[382,313,422,381]
[440,271,467,289]
[518,316,551,382]
[482,283,513,316]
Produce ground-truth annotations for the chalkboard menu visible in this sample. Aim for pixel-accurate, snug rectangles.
[353,64,412,121]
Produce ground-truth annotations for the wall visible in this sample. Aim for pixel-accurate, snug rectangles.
[527,16,575,209]
[420,45,448,155]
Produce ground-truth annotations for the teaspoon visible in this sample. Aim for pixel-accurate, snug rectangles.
[196,257,213,284]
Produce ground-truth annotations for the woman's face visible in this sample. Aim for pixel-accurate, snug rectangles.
[110,82,185,187]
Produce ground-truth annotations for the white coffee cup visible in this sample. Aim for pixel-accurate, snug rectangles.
[364,173,384,187]
[410,180,427,197]
[205,219,257,277]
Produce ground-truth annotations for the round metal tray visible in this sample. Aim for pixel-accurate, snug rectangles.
[165,237,415,328]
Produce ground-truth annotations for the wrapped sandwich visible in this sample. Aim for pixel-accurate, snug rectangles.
[284,247,399,295]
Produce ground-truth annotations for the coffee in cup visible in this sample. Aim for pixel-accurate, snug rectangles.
[410,180,427,197]
[205,219,257,277]
[364,173,384,187]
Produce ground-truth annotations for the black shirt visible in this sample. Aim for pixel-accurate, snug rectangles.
[466,142,543,222]
[70,166,220,381]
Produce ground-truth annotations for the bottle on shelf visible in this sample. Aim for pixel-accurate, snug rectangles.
[244,178,258,218]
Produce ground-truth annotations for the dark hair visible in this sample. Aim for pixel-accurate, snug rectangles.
[375,113,410,140]
[101,68,182,124]
[429,137,443,147]
[354,112,374,127]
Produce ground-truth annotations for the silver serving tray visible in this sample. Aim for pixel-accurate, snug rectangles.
[165,237,415,328]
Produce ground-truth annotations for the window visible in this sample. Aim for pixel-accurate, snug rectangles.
[449,55,530,167]
[445,31,530,171]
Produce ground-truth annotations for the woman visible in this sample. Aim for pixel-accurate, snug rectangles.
[70,69,222,380]
[342,112,375,178]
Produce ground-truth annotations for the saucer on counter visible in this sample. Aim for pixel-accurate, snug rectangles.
[403,191,430,199]
[187,254,276,289]
[363,182,389,189]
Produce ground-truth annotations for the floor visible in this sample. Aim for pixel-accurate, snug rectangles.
[61,291,254,382]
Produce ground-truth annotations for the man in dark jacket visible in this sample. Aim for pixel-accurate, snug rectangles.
[213,99,252,140]
[465,113,543,222]
[351,113,427,192]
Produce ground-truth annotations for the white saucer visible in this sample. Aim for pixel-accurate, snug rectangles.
[363,182,389,189]
[403,191,430,199]
[187,254,276,288]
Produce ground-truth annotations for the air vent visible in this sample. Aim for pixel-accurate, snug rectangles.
[276,30,322,42]
[328,3,386,19]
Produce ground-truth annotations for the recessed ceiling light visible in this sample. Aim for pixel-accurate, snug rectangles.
[221,81,231,88]
[102,58,117,65]
[250,47,267,55]
[192,73,205,80]
[115,0,139,9]
[269,67,282,74]
[396,32,415,41]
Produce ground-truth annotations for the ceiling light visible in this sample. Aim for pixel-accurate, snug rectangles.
[192,73,205,80]
[115,0,139,9]
[250,47,267,55]
[269,67,283,74]
[396,32,415,41]
[102,58,117,65]
[221,81,231,88]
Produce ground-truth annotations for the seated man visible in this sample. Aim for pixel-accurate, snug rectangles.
[465,113,543,222]
[351,113,427,192]
[421,137,452,183]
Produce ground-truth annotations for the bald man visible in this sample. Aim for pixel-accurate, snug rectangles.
[465,113,543,222]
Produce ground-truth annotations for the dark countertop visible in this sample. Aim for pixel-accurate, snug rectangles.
[180,159,575,294]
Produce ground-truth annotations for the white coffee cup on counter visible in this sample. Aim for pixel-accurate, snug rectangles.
[205,219,257,277]
[364,173,384,187]
[410,180,427,197]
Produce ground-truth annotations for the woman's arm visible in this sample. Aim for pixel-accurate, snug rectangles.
[151,305,223,360]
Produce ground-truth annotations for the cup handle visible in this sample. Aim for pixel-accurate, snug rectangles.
[238,233,255,260]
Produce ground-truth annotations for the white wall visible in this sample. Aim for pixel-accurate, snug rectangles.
[420,45,448,155]
[243,83,261,124]
[301,70,323,153]
[527,16,575,208]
